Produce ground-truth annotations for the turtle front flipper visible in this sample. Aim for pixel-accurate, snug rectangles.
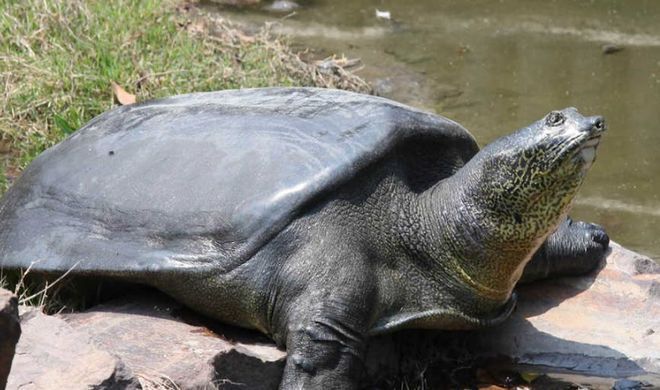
[280,311,367,390]
[271,247,376,390]
[520,217,610,283]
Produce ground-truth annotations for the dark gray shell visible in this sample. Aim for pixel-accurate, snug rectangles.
[0,88,477,276]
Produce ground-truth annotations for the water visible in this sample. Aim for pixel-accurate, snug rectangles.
[208,0,660,258]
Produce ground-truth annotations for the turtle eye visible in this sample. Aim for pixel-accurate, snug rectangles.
[546,111,565,127]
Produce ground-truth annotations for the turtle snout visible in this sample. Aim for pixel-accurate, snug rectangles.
[577,116,605,167]
[586,116,606,134]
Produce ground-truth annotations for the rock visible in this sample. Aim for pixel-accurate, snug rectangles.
[0,289,20,390]
[61,293,286,389]
[602,43,624,54]
[7,309,140,389]
[263,0,299,13]
[613,378,653,390]
[475,241,660,379]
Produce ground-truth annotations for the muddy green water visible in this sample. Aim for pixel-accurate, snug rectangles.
[211,0,660,258]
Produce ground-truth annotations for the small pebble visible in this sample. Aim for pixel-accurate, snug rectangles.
[612,378,650,390]
[602,44,624,55]
[264,0,299,13]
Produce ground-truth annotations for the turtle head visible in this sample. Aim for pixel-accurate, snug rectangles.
[469,107,606,243]
[411,108,605,306]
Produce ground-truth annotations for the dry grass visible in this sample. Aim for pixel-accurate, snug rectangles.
[0,262,83,313]
[136,372,181,390]
[190,10,372,93]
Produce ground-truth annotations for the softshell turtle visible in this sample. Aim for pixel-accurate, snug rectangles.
[0,88,609,388]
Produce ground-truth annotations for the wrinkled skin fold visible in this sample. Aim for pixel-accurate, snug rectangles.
[0,89,609,389]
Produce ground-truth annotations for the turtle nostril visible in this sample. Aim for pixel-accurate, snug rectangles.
[593,117,605,132]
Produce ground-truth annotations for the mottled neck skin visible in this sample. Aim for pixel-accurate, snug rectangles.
[416,165,578,307]
[410,108,604,310]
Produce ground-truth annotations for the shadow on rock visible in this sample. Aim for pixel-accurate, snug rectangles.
[363,242,660,388]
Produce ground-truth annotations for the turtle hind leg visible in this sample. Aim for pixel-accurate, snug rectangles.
[520,217,610,283]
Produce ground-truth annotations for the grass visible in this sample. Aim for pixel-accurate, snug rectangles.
[0,263,77,312]
[0,0,370,195]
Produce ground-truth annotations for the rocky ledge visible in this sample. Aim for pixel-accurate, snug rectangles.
[477,242,660,377]
[0,289,20,390]
[4,242,659,389]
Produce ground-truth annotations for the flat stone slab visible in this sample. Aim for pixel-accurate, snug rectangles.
[7,309,139,389]
[0,288,20,390]
[61,293,286,390]
[477,242,660,380]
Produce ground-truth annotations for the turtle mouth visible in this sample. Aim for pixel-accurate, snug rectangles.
[578,134,602,166]
[574,116,606,168]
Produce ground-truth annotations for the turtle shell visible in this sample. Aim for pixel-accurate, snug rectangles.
[0,88,477,276]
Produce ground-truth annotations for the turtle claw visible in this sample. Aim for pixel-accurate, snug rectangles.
[588,222,610,248]
[554,219,610,276]
[521,217,610,283]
